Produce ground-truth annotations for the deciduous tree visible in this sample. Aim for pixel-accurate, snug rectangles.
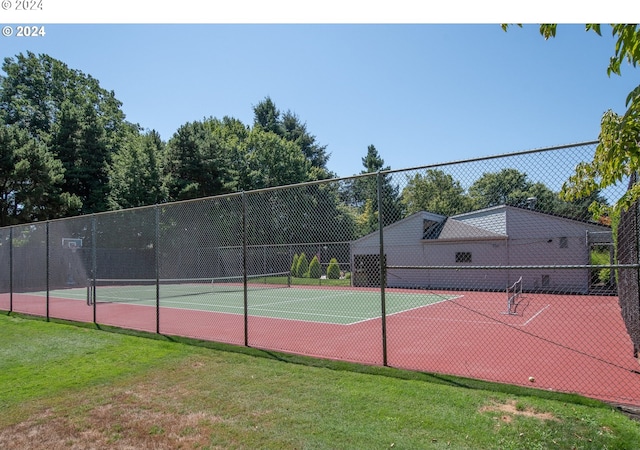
[163,119,236,201]
[401,169,472,216]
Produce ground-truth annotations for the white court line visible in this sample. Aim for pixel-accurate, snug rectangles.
[159,291,454,324]
[155,299,369,323]
[522,304,550,326]
[349,294,462,325]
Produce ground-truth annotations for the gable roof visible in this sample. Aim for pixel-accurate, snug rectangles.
[350,211,446,245]
[428,218,507,241]
[452,204,610,229]
[351,204,610,245]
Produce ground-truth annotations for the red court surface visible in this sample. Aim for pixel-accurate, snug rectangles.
[3,288,640,407]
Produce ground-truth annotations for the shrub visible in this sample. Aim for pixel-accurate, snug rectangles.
[296,253,309,278]
[327,258,341,279]
[308,255,321,279]
[291,254,299,276]
[599,268,611,284]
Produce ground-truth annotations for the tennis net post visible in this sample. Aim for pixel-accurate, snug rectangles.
[503,276,523,315]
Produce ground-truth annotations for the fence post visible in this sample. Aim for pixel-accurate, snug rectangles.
[377,171,388,366]
[46,222,50,321]
[242,191,249,347]
[9,227,12,313]
[155,205,160,334]
[91,215,97,324]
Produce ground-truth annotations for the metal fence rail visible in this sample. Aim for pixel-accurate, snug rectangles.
[1,141,640,406]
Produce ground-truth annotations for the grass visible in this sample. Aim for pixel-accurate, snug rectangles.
[1,313,639,449]
[591,248,613,284]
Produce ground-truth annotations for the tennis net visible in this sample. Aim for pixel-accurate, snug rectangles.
[503,276,523,315]
[87,272,291,305]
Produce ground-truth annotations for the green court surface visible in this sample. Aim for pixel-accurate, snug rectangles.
[39,284,458,325]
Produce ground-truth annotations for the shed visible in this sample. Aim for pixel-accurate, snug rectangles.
[350,205,612,294]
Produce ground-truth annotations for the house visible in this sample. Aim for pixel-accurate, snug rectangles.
[350,205,613,294]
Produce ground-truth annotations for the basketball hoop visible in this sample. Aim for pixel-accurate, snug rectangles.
[62,238,83,252]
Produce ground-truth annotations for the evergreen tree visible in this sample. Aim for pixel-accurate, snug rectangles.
[108,128,166,209]
[327,258,341,279]
[308,255,321,279]
[0,124,81,225]
[296,253,309,278]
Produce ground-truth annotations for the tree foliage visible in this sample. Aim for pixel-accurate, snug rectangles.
[109,128,165,209]
[343,145,403,236]
[163,119,237,201]
[505,24,640,216]
[291,253,299,276]
[402,169,471,216]
[296,252,309,278]
[0,124,81,226]
[468,168,532,209]
[0,52,339,225]
[240,127,311,190]
[1,51,130,216]
[327,258,341,279]
[308,255,321,279]
[252,97,332,178]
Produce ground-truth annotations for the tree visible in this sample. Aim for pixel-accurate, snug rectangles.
[504,25,640,216]
[239,127,311,190]
[0,124,81,226]
[327,258,341,279]
[49,101,111,213]
[468,168,532,209]
[308,255,321,279]
[401,169,472,216]
[108,128,165,209]
[344,145,403,235]
[552,189,609,221]
[281,110,331,175]
[253,97,282,135]
[356,198,378,236]
[253,97,333,179]
[467,168,596,219]
[163,119,236,201]
[0,52,127,146]
[291,253,299,276]
[1,52,130,215]
[296,252,309,278]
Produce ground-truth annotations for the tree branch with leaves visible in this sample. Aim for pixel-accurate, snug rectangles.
[504,24,640,217]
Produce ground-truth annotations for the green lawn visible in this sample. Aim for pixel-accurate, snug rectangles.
[1,313,639,449]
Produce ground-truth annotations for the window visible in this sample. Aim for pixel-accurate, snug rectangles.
[423,219,444,239]
[455,252,472,263]
[542,274,550,288]
[559,237,568,248]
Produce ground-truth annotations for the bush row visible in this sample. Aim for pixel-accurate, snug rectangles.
[290,253,341,279]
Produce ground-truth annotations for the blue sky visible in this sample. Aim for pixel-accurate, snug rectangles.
[1,20,637,178]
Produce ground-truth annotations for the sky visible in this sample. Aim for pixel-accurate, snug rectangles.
[1,3,638,178]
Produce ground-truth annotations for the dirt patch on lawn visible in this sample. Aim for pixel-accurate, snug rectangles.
[0,378,226,450]
[480,400,560,423]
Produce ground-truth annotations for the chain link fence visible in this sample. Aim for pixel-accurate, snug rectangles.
[1,141,639,406]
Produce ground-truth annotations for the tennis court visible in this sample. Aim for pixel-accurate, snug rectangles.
[36,280,460,325]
